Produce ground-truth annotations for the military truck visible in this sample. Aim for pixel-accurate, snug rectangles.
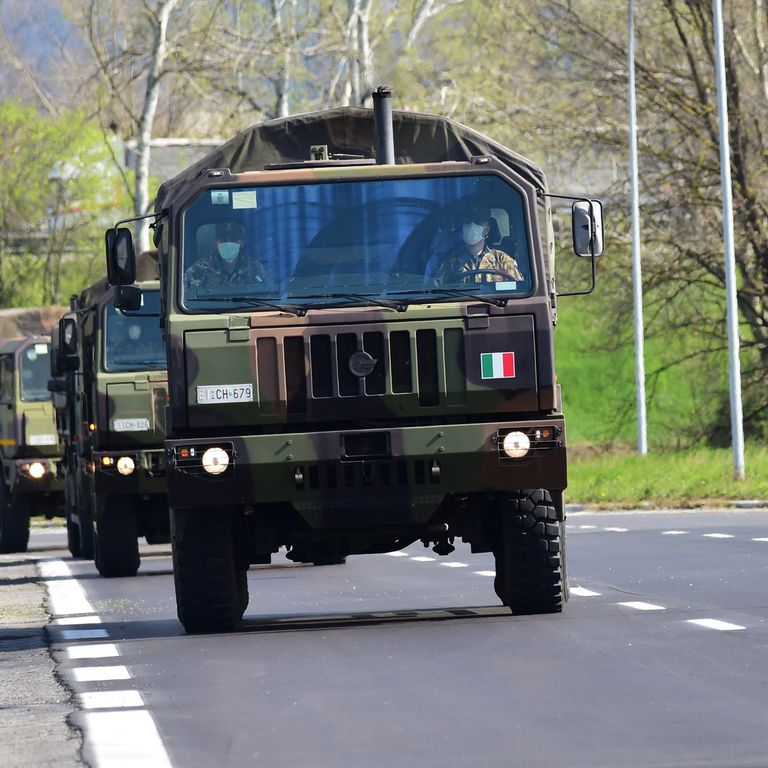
[51,260,170,576]
[0,307,68,552]
[106,92,603,632]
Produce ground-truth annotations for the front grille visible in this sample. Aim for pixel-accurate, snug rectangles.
[294,459,442,491]
[256,325,466,415]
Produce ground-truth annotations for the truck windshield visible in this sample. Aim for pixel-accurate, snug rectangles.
[180,174,533,312]
[104,291,166,372]
[20,343,51,402]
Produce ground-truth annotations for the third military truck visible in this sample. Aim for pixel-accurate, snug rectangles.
[51,259,170,576]
[106,93,603,632]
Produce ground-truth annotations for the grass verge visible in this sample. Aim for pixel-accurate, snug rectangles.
[567,445,768,508]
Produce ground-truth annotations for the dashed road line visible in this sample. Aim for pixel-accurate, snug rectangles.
[753,538,768,542]
[441,562,468,568]
[385,551,409,557]
[618,601,666,611]
[79,691,145,710]
[474,570,495,577]
[703,533,734,539]
[38,558,173,768]
[68,644,120,660]
[603,527,629,532]
[71,666,131,683]
[662,530,688,535]
[570,586,601,597]
[687,618,745,631]
[410,556,435,562]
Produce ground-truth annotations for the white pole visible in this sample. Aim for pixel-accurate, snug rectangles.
[712,0,745,479]
[628,0,648,455]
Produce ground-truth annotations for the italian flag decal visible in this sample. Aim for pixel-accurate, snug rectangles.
[481,352,516,379]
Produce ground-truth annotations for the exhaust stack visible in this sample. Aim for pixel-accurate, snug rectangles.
[372,86,395,165]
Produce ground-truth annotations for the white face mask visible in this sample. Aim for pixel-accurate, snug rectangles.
[462,222,485,245]
[217,242,241,262]
[128,324,141,341]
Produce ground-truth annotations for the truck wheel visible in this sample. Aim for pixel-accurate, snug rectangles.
[171,507,248,634]
[0,488,30,554]
[78,480,95,560]
[94,495,140,578]
[493,489,568,615]
[66,514,82,558]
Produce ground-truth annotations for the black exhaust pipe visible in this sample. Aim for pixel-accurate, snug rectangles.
[372,86,395,165]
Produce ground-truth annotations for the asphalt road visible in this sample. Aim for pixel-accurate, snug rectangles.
[36,508,768,768]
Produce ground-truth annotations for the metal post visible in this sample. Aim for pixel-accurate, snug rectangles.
[372,86,395,165]
[628,0,648,455]
[712,0,745,479]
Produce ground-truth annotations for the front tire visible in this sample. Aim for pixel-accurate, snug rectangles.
[171,507,248,634]
[0,485,30,554]
[493,489,568,615]
[94,495,140,577]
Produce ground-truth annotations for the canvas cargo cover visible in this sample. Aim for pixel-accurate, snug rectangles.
[0,306,67,341]
[155,107,547,211]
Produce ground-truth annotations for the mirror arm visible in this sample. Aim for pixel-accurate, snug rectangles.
[557,252,596,297]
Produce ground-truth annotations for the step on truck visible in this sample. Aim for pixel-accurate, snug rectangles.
[50,259,170,575]
[106,91,603,632]
[0,307,68,552]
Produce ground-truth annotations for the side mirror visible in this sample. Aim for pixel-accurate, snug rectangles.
[60,317,78,356]
[106,227,136,286]
[572,200,604,257]
[115,285,142,312]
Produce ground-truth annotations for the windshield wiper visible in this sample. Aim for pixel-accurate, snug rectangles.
[386,287,506,308]
[196,294,308,317]
[291,292,408,312]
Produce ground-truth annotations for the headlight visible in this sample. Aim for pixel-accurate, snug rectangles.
[116,456,136,476]
[202,446,229,475]
[28,462,46,479]
[502,431,531,459]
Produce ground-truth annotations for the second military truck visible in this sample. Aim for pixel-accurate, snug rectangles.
[51,260,170,575]
[107,95,603,632]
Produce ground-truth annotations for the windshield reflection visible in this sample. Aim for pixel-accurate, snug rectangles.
[181,174,532,312]
[104,291,165,372]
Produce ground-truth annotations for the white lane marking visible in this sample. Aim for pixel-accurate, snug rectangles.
[71,666,131,683]
[57,629,110,641]
[474,570,496,577]
[687,618,745,631]
[752,538,768,542]
[83,710,173,768]
[441,562,468,568]
[38,560,94,616]
[604,527,628,532]
[662,530,688,535]
[410,556,435,562]
[386,551,409,557]
[578,525,597,529]
[54,616,103,626]
[41,559,174,768]
[79,691,145,710]
[571,587,601,597]
[703,533,734,539]
[618,601,666,611]
[68,644,120,660]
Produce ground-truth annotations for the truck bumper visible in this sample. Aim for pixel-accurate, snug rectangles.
[166,418,567,523]
[92,448,167,496]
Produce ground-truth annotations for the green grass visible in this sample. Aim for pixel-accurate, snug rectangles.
[567,445,768,507]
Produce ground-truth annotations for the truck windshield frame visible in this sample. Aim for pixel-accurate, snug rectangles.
[103,291,166,373]
[178,173,535,313]
[19,342,52,402]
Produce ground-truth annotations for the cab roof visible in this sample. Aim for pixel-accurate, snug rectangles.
[155,107,547,211]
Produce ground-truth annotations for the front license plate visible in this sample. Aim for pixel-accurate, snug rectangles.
[197,384,254,404]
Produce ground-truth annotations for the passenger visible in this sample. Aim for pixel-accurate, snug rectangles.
[435,205,524,284]
[185,220,267,294]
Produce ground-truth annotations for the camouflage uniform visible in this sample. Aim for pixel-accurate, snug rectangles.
[185,255,268,296]
[436,244,525,284]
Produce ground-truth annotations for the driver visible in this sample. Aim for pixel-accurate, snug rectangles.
[185,220,267,294]
[436,204,524,284]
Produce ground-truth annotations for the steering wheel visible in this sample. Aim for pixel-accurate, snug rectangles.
[454,268,518,282]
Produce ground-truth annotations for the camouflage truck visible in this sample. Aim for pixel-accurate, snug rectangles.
[0,307,68,552]
[106,93,603,632]
[51,261,170,576]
